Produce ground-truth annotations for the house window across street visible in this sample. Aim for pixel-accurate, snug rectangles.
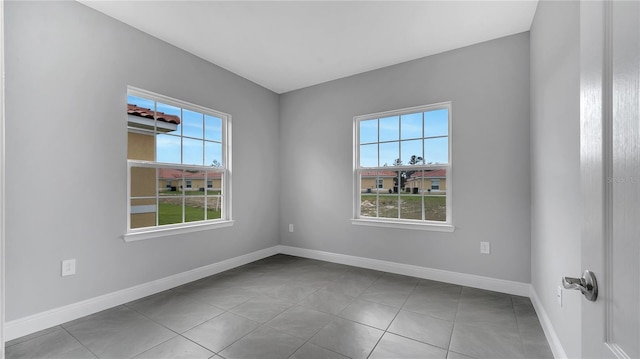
[353,102,453,231]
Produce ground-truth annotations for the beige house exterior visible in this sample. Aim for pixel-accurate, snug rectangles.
[405,169,447,194]
[361,170,397,193]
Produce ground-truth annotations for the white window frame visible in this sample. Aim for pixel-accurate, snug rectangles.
[376,178,384,189]
[124,87,233,242]
[431,179,440,190]
[352,102,454,232]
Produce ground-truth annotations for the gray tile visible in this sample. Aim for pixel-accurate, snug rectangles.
[5,328,96,359]
[310,318,383,359]
[447,351,476,359]
[127,290,224,333]
[455,306,518,332]
[218,326,304,359]
[359,282,414,308]
[65,306,176,359]
[289,343,349,359]
[188,286,257,310]
[263,281,318,303]
[5,326,62,348]
[388,310,453,349]
[266,305,336,340]
[61,306,126,329]
[339,298,399,330]
[369,332,447,359]
[182,312,260,353]
[299,289,354,315]
[450,322,526,359]
[403,286,460,321]
[375,273,420,287]
[229,295,294,323]
[322,271,376,297]
[134,336,213,359]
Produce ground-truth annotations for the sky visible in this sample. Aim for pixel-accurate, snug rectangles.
[128,94,223,166]
[359,108,449,167]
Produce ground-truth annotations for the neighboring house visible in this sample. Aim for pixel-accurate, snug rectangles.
[158,168,222,192]
[405,169,447,194]
[361,170,397,193]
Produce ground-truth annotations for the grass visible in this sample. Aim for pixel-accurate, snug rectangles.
[158,202,221,225]
[160,190,221,196]
[361,194,446,221]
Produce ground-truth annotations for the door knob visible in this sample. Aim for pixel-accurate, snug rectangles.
[562,270,598,301]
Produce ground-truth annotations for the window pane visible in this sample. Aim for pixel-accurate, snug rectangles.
[379,116,399,142]
[425,194,446,221]
[401,112,422,140]
[424,109,448,137]
[424,137,448,164]
[130,198,156,229]
[205,115,222,142]
[360,119,378,144]
[156,102,181,135]
[127,95,154,110]
[183,138,204,165]
[182,110,203,139]
[156,134,181,164]
[378,194,398,219]
[206,171,222,194]
[360,173,378,217]
[159,197,183,225]
[379,141,399,167]
[359,144,378,167]
[185,196,205,223]
[205,141,223,167]
[401,140,423,165]
[157,168,183,196]
[399,193,422,220]
[207,196,223,220]
[131,167,156,197]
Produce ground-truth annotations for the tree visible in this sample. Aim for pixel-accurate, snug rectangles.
[392,155,424,190]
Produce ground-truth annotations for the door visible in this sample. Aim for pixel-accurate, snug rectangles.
[580,1,639,358]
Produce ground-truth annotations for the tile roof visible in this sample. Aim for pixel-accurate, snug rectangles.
[158,168,222,179]
[127,104,181,124]
[361,170,398,177]
[408,169,447,179]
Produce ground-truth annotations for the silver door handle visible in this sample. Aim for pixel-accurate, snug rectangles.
[562,270,598,302]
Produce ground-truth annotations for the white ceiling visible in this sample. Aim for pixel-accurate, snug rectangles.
[79,1,538,94]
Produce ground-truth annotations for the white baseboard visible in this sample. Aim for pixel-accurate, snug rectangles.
[4,246,280,341]
[529,286,566,359]
[278,245,530,296]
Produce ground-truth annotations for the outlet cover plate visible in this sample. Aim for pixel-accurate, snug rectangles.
[480,241,490,254]
[62,259,76,276]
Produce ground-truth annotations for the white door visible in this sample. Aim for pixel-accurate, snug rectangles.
[579,1,639,358]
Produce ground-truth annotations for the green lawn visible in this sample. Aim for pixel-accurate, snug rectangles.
[158,202,221,225]
[360,194,446,221]
[160,190,221,196]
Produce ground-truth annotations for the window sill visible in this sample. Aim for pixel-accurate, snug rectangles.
[123,220,235,242]
[351,218,455,232]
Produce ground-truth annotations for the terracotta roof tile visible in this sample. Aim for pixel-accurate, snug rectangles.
[127,104,181,124]
[158,168,222,179]
[408,169,447,179]
[361,170,398,177]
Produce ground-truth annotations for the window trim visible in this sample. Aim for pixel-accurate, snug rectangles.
[124,87,233,241]
[352,102,454,231]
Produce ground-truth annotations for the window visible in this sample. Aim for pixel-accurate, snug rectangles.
[353,102,453,231]
[431,179,440,190]
[126,87,232,240]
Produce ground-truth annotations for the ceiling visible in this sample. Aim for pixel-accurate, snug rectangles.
[79,1,539,94]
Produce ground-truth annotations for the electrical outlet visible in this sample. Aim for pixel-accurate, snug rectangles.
[288,224,294,233]
[480,241,490,254]
[61,259,76,277]
[557,285,563,307]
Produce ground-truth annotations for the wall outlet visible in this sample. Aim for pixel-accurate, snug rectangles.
[288,224,294,233]
[61,259,76,277]
[557,285,563,307]
[480,241,490,254]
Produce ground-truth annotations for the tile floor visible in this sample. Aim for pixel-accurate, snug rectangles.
[5,254,554,359]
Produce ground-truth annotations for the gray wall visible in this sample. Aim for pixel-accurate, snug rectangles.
[530,1,581,357]
[279,33,531,283]
[4,1,280,320]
